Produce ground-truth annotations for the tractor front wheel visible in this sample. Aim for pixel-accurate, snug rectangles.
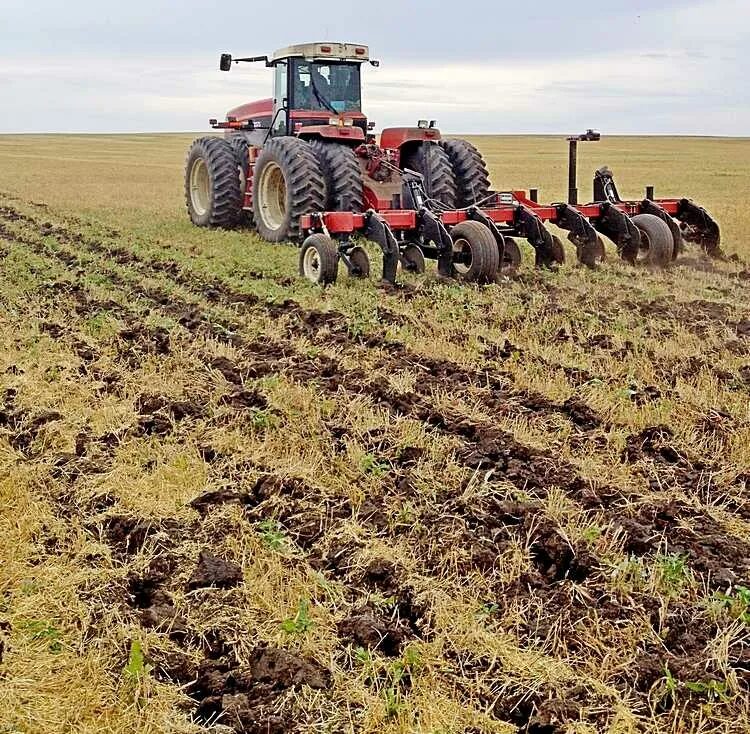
[450,221,499,283]
[299,234,339,285]
[185,137,243,228]
[253,138,326,242]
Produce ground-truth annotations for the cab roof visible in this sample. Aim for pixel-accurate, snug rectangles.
[270,42,370,64]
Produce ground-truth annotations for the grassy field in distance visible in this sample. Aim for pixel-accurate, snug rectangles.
[0,133,749,734]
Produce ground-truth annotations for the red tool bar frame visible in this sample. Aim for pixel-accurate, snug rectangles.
[299,195,683,234]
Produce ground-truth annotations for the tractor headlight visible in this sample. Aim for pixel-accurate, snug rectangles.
[417,119,429,129]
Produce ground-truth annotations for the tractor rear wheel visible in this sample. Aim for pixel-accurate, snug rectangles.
[299,234,339,285]
[402,142,457,208]
[253,137,326,242]
[185,137,243,228]
[631,214,672,267]
[450,221,499,283]
[440,139,491,207]
[308,140,364,212]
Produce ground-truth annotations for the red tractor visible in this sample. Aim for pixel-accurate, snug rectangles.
[186,42,720,286]
[185,42,500,283]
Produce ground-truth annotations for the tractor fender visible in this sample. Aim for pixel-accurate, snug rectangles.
[296,125,365,143]
[380,127,442,152]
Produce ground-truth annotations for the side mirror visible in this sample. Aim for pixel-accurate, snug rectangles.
[220,53,232,71]
[370,60,380,67]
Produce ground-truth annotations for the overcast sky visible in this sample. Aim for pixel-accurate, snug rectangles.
[1,0,748,135]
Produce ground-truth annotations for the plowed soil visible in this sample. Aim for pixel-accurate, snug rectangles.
[0,134,749,734]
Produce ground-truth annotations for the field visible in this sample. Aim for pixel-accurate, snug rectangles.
[0,133,749,734]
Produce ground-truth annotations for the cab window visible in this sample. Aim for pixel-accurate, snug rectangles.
[291,60,361,113]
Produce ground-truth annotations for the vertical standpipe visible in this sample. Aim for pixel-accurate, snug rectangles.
[568,139,578,205]
[567,130,601,205]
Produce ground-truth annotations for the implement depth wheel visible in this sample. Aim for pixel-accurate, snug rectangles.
[299,234,339,285]
[450,221,499,284]
[185,137,243,228]
[631,214,672,267]
[401,244,426,274]
[253,138,325,242]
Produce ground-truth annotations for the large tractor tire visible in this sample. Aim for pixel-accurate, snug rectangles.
[402,142,457,208]
[308,140,364,213]
[228,135,253,226]
[631,214,672,267]
[185,137,243,228]
[440,139,491,207]
[450,220,499,283]
[253,137,326,242]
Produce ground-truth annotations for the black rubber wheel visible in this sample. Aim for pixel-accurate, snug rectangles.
[401,244,426,274]
[308,140,364,213]
[185,137,243,228]
[550,234,566,264]
[500,236,522,274]
[347,245,370,278]
[450,221,499,283]
[631,214,673,267]
[299,234,339,285]
[440,139,491,207]
[228,135,253,226]
[253,137,325,242]
[402,142,457,208]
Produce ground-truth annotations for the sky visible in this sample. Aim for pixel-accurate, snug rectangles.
[0,0,748,135]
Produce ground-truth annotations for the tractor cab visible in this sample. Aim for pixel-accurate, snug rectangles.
[219,42,375,143]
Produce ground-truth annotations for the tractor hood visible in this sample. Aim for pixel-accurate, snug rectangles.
[226,98,273,123]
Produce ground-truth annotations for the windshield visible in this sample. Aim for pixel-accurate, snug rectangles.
[291,60,361,113]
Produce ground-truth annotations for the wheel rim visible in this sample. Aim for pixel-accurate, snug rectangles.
[257,161,287,231]
[302,246,322,282]
[453,238,473,275]
[189,158,210,216]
